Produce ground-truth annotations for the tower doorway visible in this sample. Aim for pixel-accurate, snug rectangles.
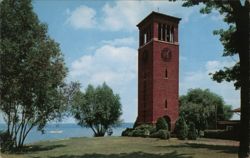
[163,115,171,131]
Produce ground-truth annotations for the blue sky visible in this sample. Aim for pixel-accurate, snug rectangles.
[0,1,240,123]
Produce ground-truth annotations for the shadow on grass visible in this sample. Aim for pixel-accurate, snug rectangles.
[159,143,238,154]
[14,144,66,154]
[46,151,192,158]
[186,143,238,154]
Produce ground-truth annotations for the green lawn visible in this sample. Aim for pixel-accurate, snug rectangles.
[1,137,238,158]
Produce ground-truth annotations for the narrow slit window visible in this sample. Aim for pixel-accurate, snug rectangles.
[165,69,168,78]
[143,80,146,108]
[165,99,168,109]
[143,72,147,79]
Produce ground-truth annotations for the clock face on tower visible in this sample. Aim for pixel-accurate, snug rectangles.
[161,48,172,61]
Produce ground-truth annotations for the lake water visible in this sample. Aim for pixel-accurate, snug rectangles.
[0,123,133,144]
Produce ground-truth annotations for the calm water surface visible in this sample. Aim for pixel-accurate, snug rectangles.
[0,123,133,144]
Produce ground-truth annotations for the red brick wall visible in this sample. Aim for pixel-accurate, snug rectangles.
[152,40,179,130]
[138,42,154,123]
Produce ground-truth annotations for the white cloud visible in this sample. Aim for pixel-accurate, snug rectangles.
[180,60,240,119]
[101,37,137,47]
[66,5,96,29]
[70,41,138,122]
[71,45,137,83]
[210,10,225,21]
[66,1,201,31]
[100,1,199,31]
[200,10,225,21]
[205,60,235,73]
[101,1,143,31]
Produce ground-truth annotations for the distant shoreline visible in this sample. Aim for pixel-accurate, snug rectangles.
[0,123,133,144]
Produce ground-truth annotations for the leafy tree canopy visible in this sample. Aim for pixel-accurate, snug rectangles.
[0,0,77,150]
[72,83,122,137]
[180,89,232,131]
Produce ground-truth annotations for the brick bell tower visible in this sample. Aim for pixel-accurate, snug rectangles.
[136,12,181,131]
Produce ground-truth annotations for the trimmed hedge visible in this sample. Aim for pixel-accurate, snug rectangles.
[121,122,171,140]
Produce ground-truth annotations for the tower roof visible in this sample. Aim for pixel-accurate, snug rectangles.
[137,11,181,28]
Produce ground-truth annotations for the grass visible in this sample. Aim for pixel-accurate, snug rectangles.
[1,137,238,158]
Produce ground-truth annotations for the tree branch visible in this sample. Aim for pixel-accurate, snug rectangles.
[89,124,97,136]
[21,122,35,146]
[215,0,233,14]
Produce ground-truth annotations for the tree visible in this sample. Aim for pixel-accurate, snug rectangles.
[72,83,122,137]
[187,122,197,140]
[180,102,208,134]
[179,1,250,157]
[0,0,72,150]
[180,89,233,132]
[175,116,188,140]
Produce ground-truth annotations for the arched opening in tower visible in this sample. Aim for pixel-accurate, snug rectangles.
[163,115,171,131]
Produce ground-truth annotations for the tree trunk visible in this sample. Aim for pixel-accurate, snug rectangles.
[95,132,105,137]
[238,2,250,157]
[239,51,250,158]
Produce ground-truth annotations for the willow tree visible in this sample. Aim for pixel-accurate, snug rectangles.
[72,83,122,137]
[179,1,250,157]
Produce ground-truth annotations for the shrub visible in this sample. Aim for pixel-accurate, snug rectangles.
[175,117,188,140]
[121,128,134,136]
[132,129,150,137]
[0,131,14,152]
[122,124,156,137]
[187,122,197,140]
[156,117,168,131]
[135,124,156,134]
[150,130,170,140]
